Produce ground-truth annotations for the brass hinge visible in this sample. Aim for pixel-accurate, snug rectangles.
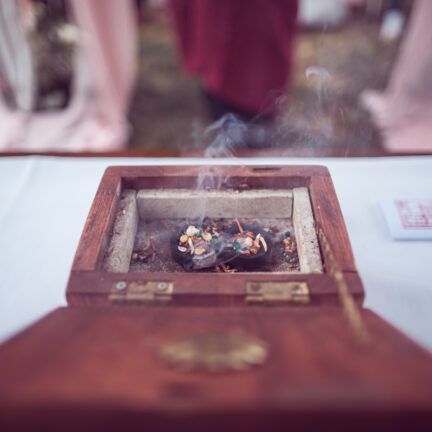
[109,281,173,304]
[245,281,310,305]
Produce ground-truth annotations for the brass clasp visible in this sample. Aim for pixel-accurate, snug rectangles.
[160,332,268,373]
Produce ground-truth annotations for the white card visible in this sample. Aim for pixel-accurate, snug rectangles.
[380,198,432,240]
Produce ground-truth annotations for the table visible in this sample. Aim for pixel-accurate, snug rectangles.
[1,156,431,350]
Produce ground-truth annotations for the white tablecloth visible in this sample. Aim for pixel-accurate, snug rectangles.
[1,156,431,349]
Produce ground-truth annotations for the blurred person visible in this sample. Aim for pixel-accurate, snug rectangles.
[0,0,136,151]
[169,0,298,126]
[361,0,432,152]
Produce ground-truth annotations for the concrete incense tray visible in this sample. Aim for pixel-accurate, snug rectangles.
[66,165,344,305]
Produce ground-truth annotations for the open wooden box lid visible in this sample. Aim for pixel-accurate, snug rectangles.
[1,305,432,431]
[1,166,432,430]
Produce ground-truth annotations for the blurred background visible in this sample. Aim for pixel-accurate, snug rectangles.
[0,0,430,156]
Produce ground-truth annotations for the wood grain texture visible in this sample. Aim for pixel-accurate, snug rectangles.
[71,170,121,272]
[309,174,357,272]
[67,271,364,307]
[0,307,432,431]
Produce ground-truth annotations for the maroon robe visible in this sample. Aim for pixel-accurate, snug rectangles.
[170,0,298,116]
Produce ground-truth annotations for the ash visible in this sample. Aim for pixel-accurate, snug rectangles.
[129,217,300,273]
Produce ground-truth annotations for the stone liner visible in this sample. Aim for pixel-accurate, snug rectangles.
[104,188,323,274]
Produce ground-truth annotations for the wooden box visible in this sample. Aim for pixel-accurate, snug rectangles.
[1,165,432,432]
